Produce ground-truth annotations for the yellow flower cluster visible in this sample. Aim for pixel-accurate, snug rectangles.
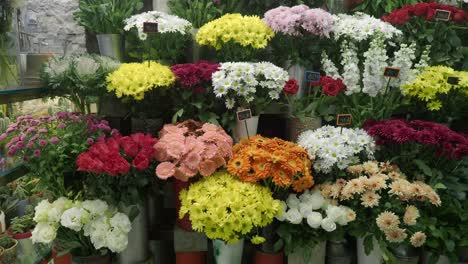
[196,14,275,50]
[106,61,175,100]
[179,171,283,244]
[402,66,468,111]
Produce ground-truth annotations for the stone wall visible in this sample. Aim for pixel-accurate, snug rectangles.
[20,0,85,55]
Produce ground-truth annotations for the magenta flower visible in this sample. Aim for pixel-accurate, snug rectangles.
[39,139,48,146]
[0,133,7,141]
[50,137,60,144]
[33,149,41,157]
[57,123,66,129]
[38,128,48,134]
[87,138,95,145]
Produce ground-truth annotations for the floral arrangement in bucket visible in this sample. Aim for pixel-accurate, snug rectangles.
[381,3,467,67]
[297,125,375,174]
[277,189,356,262]
[170,61,224,124]
[264,5,333,65]
[227,135,314,193]
[320,161,441,261]
[106,61,175,101]
[321,36,430,126]
[32,198,132,257]
[41,55,120,113]
[76,132,158,207]
[212,62,289,115]
[179,171,283,244]
[0,112,111,197]
[196,14,275,61]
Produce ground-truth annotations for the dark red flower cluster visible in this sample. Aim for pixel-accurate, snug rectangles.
[363,119,468,159]
[170,61,220,94]
[283,78,299,95]
[77,133,158,176]
[382,3,467,25]
[320,76,346,96]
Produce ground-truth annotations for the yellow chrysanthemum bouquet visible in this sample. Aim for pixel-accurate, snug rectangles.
[106,61,175,100]
[179,171,283,244]
[402,66,468,111]
[196,14,275,61]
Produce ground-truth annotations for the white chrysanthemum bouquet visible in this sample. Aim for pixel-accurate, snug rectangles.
[124,11,192,40]
[31,198,132,255]
[298,125,375,173]
[211,62,289,115]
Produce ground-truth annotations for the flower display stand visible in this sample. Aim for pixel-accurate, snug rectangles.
[173,225,208,264]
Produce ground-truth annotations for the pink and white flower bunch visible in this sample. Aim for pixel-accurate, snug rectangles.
[264,4,334,37]
[154,120,233,181]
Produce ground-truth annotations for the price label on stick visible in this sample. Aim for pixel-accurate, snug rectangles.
[336,114,352,127]
[237,109,252,121]
[447,76,460,85]
[435,9,451,21]
[384,67,400,78]
[143,22,159,33]
[305,70,321,83]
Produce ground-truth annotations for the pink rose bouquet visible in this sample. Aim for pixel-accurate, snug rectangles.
[154,120,233,181]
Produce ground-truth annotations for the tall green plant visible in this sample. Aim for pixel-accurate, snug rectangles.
[168,0,221,28]
[73,0,143,34]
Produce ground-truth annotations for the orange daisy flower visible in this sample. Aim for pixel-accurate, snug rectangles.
[227,156,250,175]
[272,164,293,187]
[251,158,272,179]
[292,175,314,192]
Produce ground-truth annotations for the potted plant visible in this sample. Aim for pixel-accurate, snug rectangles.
[0,233,18,263]
[73,0,144,61]
[211,62,289,141]
[32,197,132,263]
[179,171,283,264]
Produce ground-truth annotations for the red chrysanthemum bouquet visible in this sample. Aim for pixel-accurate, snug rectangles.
[381,3,467,67]
[170,61,224,124]
[77,132,158,207]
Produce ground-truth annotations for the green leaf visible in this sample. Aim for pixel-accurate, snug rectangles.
[364,235,374,255]
[172,109,184,123]
[413,159,433,177]
[444,240,455,252]
[191,102,203,109]
[434,183,447,189]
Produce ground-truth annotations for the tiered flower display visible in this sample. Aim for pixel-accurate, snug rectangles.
[320,161,440,251]
[154,120,233,181]
[227,135,314,192]
[179,171,283,244]
[298,126,375,173]
[32,198,132,254]
[106,61,176,100]
[212,62,289,114]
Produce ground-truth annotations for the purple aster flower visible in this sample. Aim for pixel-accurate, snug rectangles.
[33,149,41,157]
[27,127,36,133]
[86,138,95,145]
[39,139,48,147]
[50,137,60,144]
[10,136,19,143]
[26,142,34,148]
[19,134,26,141]
[30,135,39,141]
[57,123,66,129]
[38,128,48,134]
[0,133,7,141]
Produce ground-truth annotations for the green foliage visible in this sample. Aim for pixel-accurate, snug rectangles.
[168,0,221,28]
[0,186,19,215]
[353,0,424,17]
[73,0,144,34]
[10,213,35,234]
[0,234,15,249]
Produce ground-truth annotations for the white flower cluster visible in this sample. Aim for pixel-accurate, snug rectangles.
[362,37,388,97]
[212,62,289,109]
[124,11,192,40]
[389,42,417,88]
[75,56,100,78]
[331,12,402,42]
[32,198,132,253]
[43,58,72,79]
[298,125,375,173]
[277,190,355,232]
[340,41,360,95]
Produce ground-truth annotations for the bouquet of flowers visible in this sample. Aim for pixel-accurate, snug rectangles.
[381,3,467,67]
[179,171,283,244]
[154,120,233,181]
[32,198,132,255]
[283,76,344,122]
[170,61,224,124]
[297,126,375,174]
[124,11,192,63]
[264,5,333,65]
[321,36,429,126]
[212,62,289,115]
[41,55,120,113]
[227,135,314,192]
[277,189,355,262]
[320,161,440,260]
[77,132,158,207]
[331,12,402,42]
[0,112,111,196]
[196,14,275,61]
[106,61,175,100]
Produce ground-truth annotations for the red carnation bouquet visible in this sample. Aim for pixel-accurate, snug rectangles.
[77,132,158,206]
[381,3,467,67]
[170,61,224,124]
[282,76,344,122]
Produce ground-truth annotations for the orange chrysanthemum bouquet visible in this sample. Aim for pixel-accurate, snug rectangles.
[227,135,314,193]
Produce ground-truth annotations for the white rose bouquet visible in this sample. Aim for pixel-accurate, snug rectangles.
[31,198,132,256]
[277,190,356,262]
[212,62,289,115]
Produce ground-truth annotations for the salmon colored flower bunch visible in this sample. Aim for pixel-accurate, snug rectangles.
[227,135,314,192]
[154,120,233,181]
